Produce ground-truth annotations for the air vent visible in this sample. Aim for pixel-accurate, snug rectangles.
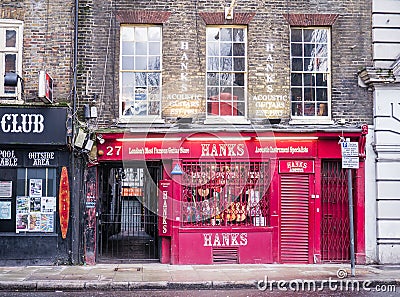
[212,247,238,264]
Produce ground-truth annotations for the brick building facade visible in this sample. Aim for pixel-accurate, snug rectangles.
[73,0,373,265]
[0,0,74,265]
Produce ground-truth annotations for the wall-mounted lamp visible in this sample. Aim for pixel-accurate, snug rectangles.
[4,72,24,100]
[225,0,236,20]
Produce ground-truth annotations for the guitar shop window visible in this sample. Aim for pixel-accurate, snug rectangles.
[0,19,23,101]
[119,25,162,120]
[181,162,270,227]
[206,26,247,118]
[0,168,57,233]
[290,27,331,120]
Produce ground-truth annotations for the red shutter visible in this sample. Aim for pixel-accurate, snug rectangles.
[280,174,310,263]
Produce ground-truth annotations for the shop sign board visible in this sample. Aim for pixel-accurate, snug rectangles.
[279,160,315,173]
[0,149,62,167]
[0,107,67,145]
[341,142,359,169]
[97,135,316,161]
[158,180,172,237]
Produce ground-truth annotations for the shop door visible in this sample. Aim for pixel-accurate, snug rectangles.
[280,174,312,264]
[98,163,161,262]
[321,160,350,262]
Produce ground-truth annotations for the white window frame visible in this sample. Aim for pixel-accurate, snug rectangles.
[205,25,250,125]
[289,27,333,124]
[0,19,23,102]
[119,24,164,124]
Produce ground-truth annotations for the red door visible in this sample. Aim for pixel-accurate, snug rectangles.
[280,174,313,264]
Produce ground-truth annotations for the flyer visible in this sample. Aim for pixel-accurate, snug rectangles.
[40,213,54,232]
[0,201,11,219]
[30,197,41,212]
[41,197,56,213]
[16,196,29,213]
[29,213,41,231]
[16,213,29,231]
[29,179,43,197]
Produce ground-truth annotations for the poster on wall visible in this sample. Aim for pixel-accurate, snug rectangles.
[0,201,11,219]
[29,179,43,197]
[0,181,12,198]
[15,196,55,233]
[29,213,41,231]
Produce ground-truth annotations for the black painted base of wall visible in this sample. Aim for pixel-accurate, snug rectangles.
[0,234,67,266]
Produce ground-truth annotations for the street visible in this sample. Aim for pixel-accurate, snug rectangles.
[0,289,398,297]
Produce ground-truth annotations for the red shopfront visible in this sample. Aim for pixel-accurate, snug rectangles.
[92,129,366,265]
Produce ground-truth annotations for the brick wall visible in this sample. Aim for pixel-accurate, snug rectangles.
[76,0,373,125]
[1,0,74,103]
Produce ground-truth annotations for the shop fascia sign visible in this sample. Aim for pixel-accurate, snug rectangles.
[0,107,67,145]
[97,135,316,161]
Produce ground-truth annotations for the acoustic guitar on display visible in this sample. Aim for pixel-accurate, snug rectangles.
[224,202,247,222]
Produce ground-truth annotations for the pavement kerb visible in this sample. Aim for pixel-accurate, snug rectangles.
[1,278,400,291]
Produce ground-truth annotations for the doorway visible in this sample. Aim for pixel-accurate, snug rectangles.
[98,162,161,262]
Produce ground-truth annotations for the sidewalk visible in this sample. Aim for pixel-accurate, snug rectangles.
[0,263,399,291]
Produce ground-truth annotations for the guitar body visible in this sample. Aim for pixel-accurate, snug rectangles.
[59,166,70,239]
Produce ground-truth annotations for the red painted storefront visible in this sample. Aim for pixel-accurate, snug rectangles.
[92,128,366,265]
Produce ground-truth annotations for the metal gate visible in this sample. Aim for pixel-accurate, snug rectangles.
[321,160,350,262]
[280,174,310,264]
[98,163,160,262]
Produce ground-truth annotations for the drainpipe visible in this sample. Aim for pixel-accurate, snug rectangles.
[70,0,80,264]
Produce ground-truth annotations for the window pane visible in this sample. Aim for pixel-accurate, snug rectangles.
[291,73,302,86]
[148,73,160,86]
[148,42,160,55]
[121,56,134,70]
[207,27,220,41]
[233,73,244,86]
[220,28,232,41]
[220,73,233,85]
[148,27,160,41]
[135,73,146,86]
[291,29,302,42]
[317,103,328,116]
[233,29,244,42]
[220,43,232,56]
[207,73,219,86]
[135,57,146,70]
[303,74,314,86]
[135,27,147,41]
[135,42,147,55]
[122,72,135,86]
[5,54,16,72]
[6,30,16,47]
[291,88,302,101]
[121,27,135,41]
[316,88,327,101]
[122,41,134,55]
[304,88,313,101]
[207,57,219,71]
[291,43,302,56]
[148,56,160,70]
[220,57,232,71]
[207,42,219,56]
[233,43,245,56]
[291,58,303,71]
[233,58,245,71]
[149,101,160,115]
[316,74,327,86]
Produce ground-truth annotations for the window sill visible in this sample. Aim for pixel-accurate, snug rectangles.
[204,116,251,125]
[0,98,23,104]
[118,115,165,125]
[289,118,334,125]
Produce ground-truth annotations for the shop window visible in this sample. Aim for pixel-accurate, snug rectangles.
[182,161,270,227]
[290,27,330,119]
[206,26,247,118]
[119,25,162,119]
[0,19,23,100]
[0,168,57,233]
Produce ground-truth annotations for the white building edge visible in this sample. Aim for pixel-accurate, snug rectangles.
[360,0,400,264]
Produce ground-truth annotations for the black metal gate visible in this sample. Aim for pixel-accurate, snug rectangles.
[98,162,161,262]
[321,160,351,263]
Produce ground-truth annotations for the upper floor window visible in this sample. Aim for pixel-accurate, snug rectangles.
[290,27,330,119]
[119,25,162,119]
[206,26,247,118]
[0,20,23,100]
